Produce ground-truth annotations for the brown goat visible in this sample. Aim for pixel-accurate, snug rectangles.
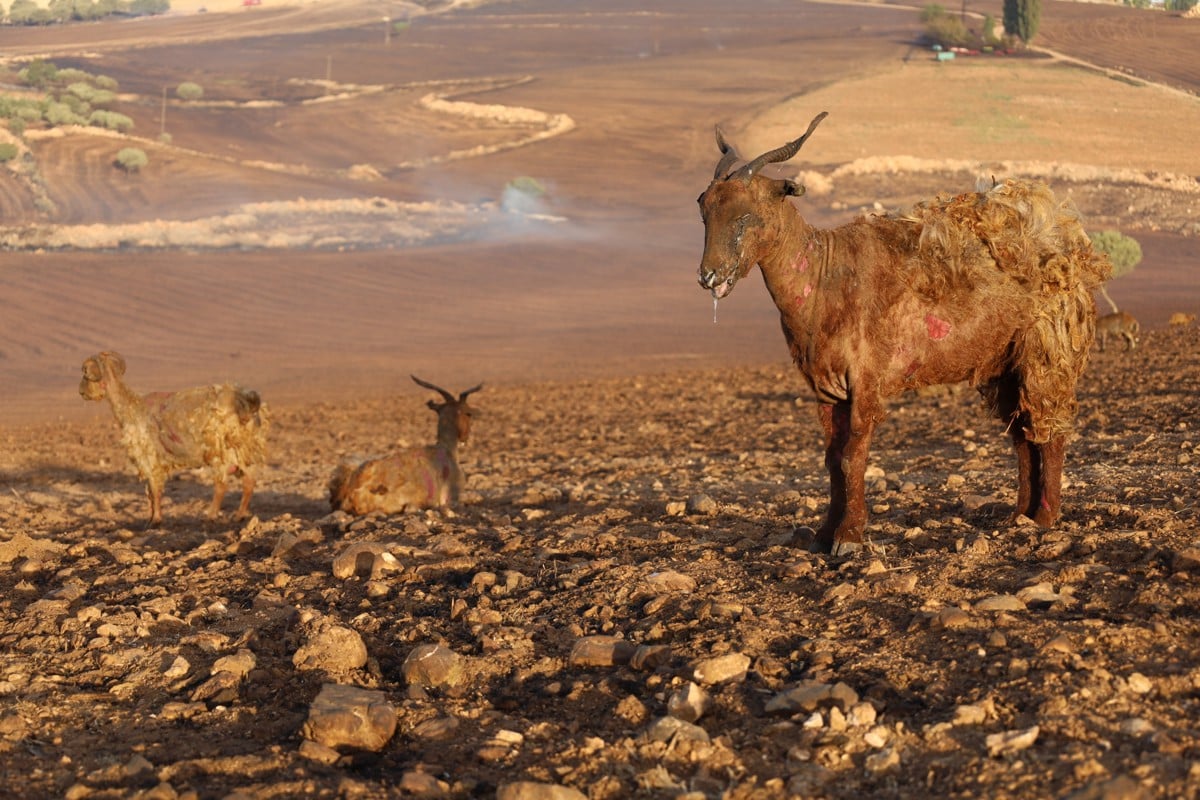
[697,112,1110,554]
[328,376,482,515]
[80,351,269,525]
[1168,312,1196,327]
[1095,311,1139,351]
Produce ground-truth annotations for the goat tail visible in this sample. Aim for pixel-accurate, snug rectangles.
[233,388,263,424]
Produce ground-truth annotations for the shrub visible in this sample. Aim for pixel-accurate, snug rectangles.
[176,81,204,101]
[93,75,119,92]
[44,102,86,126]
[115,147,148,173]
[68,83,116,107]
[8,117,26,136]
[88,110,134,132]
[1089,230,1142,278]
[922,4,973,48]
[0,143,19,163]
[19,60,59,89]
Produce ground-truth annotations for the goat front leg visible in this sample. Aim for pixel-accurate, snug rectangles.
[234,470,255,520]
[1031,435,1065,527]
[815,399,877,555]
[146,476,165,528]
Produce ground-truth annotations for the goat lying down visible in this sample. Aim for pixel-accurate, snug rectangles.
[329,376,482,515]
[697,112,1110,554]
[80,351,269,525]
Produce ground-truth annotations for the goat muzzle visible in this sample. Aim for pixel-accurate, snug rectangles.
[698,269,735,299]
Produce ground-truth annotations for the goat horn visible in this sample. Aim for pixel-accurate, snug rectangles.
[458,383,483,401]
[713,125,740,179]
[411,375,455,403]
[734,111,829,180]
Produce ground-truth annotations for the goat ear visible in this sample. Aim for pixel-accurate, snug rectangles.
[427,399,440,412]
[100,351,126,377]
[82,358,101,381]
[782,180,807,198]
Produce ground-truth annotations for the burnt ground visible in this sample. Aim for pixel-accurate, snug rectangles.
[2,0,1200,797]
[2,326,1199,799]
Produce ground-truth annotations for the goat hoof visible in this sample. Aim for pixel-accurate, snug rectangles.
[830,538,863,557]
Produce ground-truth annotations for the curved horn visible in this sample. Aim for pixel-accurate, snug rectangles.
[458,383,483,402]
[733,111,829,180]
[411,375,455,403]
[712,125,740,179]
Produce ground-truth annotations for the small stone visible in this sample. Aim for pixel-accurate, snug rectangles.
[865,746,900,772]
[568,636,636,667]
[641,570,696,594]
[161,655,190,681]
[301,683,397,752]
[402,643,466,691]
[293,623,368,675]
[1126,673,1153,695]
[629,644,672,671]
[642,716,710,744]
[847,702,877,727]
[692,652,751,685]
[667,682,711,723]
[496,782,588,800]
[298,739,341,765]
[1120,718,1155,736]
[1041,635,1075,654]
[952,703,988,726]
[332,542,400,581]
[975,594,1026,612]
[931,607,971,629]
[686,494,718,515]
[986,725,1039,756]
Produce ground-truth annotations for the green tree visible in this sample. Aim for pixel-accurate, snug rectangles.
[88,110,133,132]
[175,81,204,101]
[115,147,148,173]
[1089,229,1141,313]
[0,143,19,163]
[1003,0,1040,45]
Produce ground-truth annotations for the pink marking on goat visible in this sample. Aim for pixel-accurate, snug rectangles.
[793,253,809,273]
[925,314,952,340]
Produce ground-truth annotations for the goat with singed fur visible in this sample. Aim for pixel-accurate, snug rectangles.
[697,111,1110,554]
[79,351,270,525]
[328,376,482,515]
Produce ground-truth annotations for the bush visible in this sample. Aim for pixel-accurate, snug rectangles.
[88,110,134,132]
[8,117,26,136]
[175,81,204,101]
[115,147,148,173]
[922,4,973,48]
[19,60,59,89]
[43,101,86,126]
[0,143,19,163]
[68,83,116,107]
[1089,230,1142,279]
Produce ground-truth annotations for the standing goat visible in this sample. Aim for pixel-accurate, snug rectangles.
[697,112,1110,554]
[80,351,269,525]
[1095,311,1139,351]
[328,376,482,515]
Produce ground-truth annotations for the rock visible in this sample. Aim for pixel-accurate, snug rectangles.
[667,682,711,723]
[975,595,1026,613]
[1065,775,1149,800]
[865,747,900,772]
[190,648,257,703]
[630,644,672,671]
[986,725,1039,756]
[642,716,710,744]
[1126,672,1153,695]
[410,716,460,740]
[293,621,368,675]
[1172,546,1200,572]
[931,607,971,630]
[495,782,587,800]
[298,738,341,765]
[332,542,400,581]
[685,494,718,515]
[765,680,859,714]
[402,643,466,691]
[691,652,750,685]
[301,683,397,752]
[641,570,696,594]
[568,636,636,667]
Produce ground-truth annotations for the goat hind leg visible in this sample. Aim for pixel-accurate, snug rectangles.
[813,402,849,552]
[816,400,876,555]
[207,471,228,519]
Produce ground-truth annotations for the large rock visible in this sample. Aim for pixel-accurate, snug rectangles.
[302,683,397,752]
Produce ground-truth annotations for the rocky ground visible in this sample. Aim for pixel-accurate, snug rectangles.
[2,325,1198,799]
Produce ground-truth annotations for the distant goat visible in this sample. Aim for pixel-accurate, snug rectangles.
[697,112,1110,554]
[1095,311,1139,351]
[328,376,482,515]
[80,351,269,525]
[1168,312,1196,327]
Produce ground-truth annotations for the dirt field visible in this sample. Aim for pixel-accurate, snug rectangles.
[2,0,1200,797]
